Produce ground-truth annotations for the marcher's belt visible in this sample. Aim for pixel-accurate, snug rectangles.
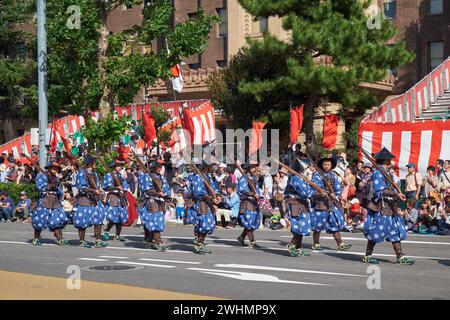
[287,198,309,217]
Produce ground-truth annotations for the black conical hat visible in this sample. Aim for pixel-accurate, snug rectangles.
[373,147,395,160]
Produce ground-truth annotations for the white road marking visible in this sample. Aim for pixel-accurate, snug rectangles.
[98,256,128,259]
[280,235,450,246]
[311,249,450,261]
[139,258,201,265]
[187,268,331,286]
[214,263,366,278]
[78,258,108,262]
[115,261,176,268]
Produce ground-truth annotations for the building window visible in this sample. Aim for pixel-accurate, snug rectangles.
[383,0,397,19]
[188,12,198,20]
[123,4,133,10]
[216,8,227,38]
[429,0,443,15]
[216,60,227,68]
[188,63,201,70]
[17,42,25,61]
[252,16,268,34]
[428,41,444,71]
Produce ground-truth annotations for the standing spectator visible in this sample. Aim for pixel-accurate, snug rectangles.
[12,191,32,223]
[0,163,8,182]
[342,167,356,201]
[438,160,450,195]
[125,166,136,194]
[436,159,445,179]
[0,191,15,223]
[224,166,237,185]
[357,163,372,209]
[404,163,422,201]
[272,168,288,217]
[422,165,439,204]
[174,190,185,222]
[215,163,227,188]
[403,198,418,232]
[334,153,349,178]
[62,193,75,225]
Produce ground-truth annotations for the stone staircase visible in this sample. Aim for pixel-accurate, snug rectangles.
[417,90,450,120]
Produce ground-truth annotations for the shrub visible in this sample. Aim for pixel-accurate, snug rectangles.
[0,183,38,203]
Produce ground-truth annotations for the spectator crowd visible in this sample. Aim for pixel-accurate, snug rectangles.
[1,138,450,236]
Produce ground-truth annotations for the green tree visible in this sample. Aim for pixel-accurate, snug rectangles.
[213,0,414,154]
[21,0,218,117]
[81,112,132,156]
[0,0,35,114]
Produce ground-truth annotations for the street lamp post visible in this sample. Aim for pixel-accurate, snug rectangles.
[37,0,48,168]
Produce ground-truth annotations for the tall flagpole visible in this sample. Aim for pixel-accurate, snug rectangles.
[37,0,48,167]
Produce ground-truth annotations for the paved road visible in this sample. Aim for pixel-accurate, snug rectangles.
[0,222,449,299]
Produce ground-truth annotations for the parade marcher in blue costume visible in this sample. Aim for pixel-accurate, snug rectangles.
[362,147,415,265]
[138,160,171,251]
[73,155,108,248]
[101,160,129,242]
[285,166,314,257]
[237,163,261,248]
[190,161,220,254]
[310,157,352,251]
[32,162,68,246]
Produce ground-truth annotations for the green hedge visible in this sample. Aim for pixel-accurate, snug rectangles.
[0,183,38,203]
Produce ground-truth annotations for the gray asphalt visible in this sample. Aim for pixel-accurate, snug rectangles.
[0,222,449,299]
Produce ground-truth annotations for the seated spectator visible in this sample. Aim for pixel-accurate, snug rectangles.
[344,198,366,233]
[415,198,438,234]
[403,198,418,232]
[436,195,450,235]
[216,183,240,228]
[5,163,18,183]
[12,191,32,223]
[0,191,15,223]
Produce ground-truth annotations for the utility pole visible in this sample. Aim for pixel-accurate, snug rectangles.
[37,0,48,167]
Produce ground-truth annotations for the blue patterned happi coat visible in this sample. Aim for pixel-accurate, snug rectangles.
[138,172,170,232]
[287,175,314,236]
[311,171,345,233]
[363,169,407,243]
[32,173,68,231]
[237,175,261,230]
[72,169,105,229]
[103,172,129,224]
[190,173,216,235]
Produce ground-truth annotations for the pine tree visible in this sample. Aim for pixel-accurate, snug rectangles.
[216,0,414,153]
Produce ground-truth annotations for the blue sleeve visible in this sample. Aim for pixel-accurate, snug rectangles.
[95,172,102,189]
[210,176,220,193]
[311,173,323,190]
[122,178,130,191]
[103,173,114,190]
[76,170,89,192]
[160,174,171,196]
[290,176,314,198]
[192,174,207,199]
[372,170,388,200]
[333,173,343,196]
[36,173,48,192]
[139,173,153,192]
[237,176,249,196]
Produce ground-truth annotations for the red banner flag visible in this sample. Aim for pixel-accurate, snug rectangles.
[322,114,339,149]
[123,191,138,227]
[54,122,75,161]
[290,105,304,145]
[50,122,58,154]
[249,122,267,155]
[142,111,157,148]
